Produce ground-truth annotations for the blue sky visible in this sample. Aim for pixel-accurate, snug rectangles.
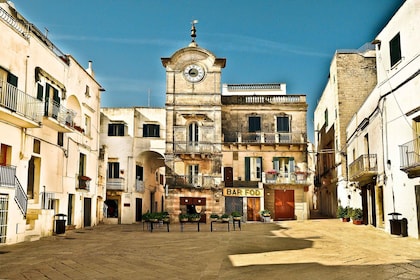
[11,0,403,141]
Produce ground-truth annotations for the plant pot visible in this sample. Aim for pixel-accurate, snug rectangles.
[233,217,241,221]
[353,219,363,225]
[342,217,350,222]
[221,218,230,222]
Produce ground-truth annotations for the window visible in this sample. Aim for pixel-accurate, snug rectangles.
[188,164,199,185]
[85,85,90,97]
[273,157,295,177]
[57,132,64,147]
[84,115,91,136]
[33,139,41,154]
[277,116,290,142]
[0,194,9,243]
[188,122,199,143]
[79,153,86,176]
[37,82,60,119]
[248,116,261,132]
[108,162,120,179]
[276,116,290,132]
[245,157,262,181]
[136,165,143,181]
[143,124,160,137]
[108,123,125,136]
[324,109,328,127]
[390,33,401,68]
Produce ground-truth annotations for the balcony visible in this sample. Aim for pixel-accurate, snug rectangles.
[349,154,377,184]
[222,94,306,105]
[106,178,125,191]
[223,131,306,144]
[174,142,221,154]
[0,164,16,187]
[43,100,75,132]
[264,171,310,185]
[166,174,221,189]
[0,80,43,127]
[77,175,91,191]
[399,138,420,178]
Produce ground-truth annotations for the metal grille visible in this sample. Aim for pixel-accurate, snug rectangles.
[0,194,8,243]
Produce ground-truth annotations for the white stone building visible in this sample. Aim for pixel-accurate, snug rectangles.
[99,107,166,224]
[314,45,377,218]
[346,0,420,238]
[0,2,104,244]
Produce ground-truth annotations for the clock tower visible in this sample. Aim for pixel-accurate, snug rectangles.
[161,21,226,221]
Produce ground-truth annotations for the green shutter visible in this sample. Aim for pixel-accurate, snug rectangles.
[245,157,250,181]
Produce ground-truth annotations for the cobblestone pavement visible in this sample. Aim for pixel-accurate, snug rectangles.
[0,219,419,280]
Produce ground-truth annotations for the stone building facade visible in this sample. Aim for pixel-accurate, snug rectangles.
[0,2,104,244]
[314,46,377,218]
[221,84,311,221]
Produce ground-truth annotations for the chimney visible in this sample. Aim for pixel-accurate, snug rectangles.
[86,60,95,77]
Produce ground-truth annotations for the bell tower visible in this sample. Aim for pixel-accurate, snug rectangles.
[161,21,226,220]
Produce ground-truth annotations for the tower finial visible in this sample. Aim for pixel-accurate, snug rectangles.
[190,20,198,44]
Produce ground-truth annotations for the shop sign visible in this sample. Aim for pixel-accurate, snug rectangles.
[223,188,263,197]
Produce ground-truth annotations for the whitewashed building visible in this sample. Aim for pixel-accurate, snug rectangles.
[100,107,166,224]
[0,2,104,244]
[346,0,420,238]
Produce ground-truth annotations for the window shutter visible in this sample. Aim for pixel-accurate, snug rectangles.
[245,157,250,181]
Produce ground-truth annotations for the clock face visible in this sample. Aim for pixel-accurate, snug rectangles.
[183,64,205,83]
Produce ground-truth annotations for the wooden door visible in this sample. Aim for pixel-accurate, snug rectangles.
[274,190,294,220]
[246,197,260,221]
[84,198,91,227]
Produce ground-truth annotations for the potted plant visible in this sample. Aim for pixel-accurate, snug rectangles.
[189,213,201,222]
[142,212,151,222]
[210,213,219,221]
[350,208,363,225]
[148,212,160,222]
[336,205,350,222]
[161,211,170,222]
[221,213,230,222]
[231,211,242,221]
[179,213,189,222]
[260,209,271,222]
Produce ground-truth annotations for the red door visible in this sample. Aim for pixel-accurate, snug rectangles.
[274,190,294,220]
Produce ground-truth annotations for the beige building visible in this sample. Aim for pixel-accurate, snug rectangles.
[99,107,166,224]
[161,23,311,222]
[346,0,420,238]
[0,2,104,244]
[314,45,377,218]
[221,83,311,221]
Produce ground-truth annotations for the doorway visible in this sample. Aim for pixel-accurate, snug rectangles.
[84,197,91,227]
[246,197,260,221]
[136,198,143,222]
[274,190,295,220]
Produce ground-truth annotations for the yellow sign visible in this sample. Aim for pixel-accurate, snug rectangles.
[223,188,263,197]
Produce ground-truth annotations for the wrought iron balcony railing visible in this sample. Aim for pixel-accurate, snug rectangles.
[399,138,420,178]
[0,165,16,187]
[264,171,309,185]
[223,131,306,144]
[0,80,43,124]
[348,154,377,182]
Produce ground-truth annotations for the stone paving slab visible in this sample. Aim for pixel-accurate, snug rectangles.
[0,219,419,280]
